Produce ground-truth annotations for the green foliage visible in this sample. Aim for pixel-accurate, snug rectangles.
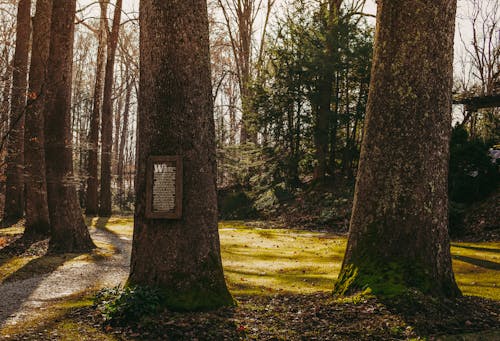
[449,126,499,204]
[248,0,374,186]
[93,285,162,325]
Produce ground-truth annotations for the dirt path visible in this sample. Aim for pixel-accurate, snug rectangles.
[0,224,132,329]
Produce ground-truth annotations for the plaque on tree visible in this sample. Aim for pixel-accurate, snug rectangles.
[146,156,183,219]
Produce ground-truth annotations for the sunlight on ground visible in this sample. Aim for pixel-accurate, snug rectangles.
[451,242,500,300]
[1,218,499,300]
[220,221,345,295]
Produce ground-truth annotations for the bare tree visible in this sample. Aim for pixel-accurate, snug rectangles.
[99,0,123,216]
[23,0,52,239]
[44,0,95,252]
[3,0,30,222]
[86,0,109,215]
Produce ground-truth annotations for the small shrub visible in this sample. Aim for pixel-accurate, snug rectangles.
[94,285,163,325]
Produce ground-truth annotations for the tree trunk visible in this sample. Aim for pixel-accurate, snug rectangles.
[3,0,30,222]
[313,0,341,181]
[129,0,234,311]
[23,0,52,239]
[99,0,122,216]
[1,46,12,137]
[86,0,108,215]
[44,0,95,253]
[117,71,131,209]
[334,0,461,298]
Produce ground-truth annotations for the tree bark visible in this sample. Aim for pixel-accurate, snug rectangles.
[129,0,234,311]
[99,0,122,216]
[23,0,52,239]
[86,0,108,215]
[334,0,461,298]
[313,0,341,181]
[117,70,131,209]
[3,0,31,222]
[44,0,95,253]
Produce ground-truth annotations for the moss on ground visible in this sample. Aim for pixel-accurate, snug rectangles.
[0,218,499,340]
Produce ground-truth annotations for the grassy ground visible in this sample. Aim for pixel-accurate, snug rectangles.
[0,218,499,340]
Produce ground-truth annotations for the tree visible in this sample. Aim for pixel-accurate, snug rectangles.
[99,0,123,216]
[128,0,233,310]
[23,0,52,239]
[44,0,95,252]
[3,0,30,222]
[334,0,461,298]
[86,0,109,215]
[217,0,275,144]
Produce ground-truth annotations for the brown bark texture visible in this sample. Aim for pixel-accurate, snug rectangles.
[86,0,108,215]
[129,0,233,311]
[117,71,131,208]
[3,0,30,222]
[335,0,461,298]
[23,0,52,239]
[44,0,95,253]
[99,0,122,216]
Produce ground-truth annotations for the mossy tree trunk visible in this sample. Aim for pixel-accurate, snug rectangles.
[128,0,234,311]
[3,0,30,222]
[23,0,52,239]
[44,0,95,253]
[334,0,461,298]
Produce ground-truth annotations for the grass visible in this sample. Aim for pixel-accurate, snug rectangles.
[0,218,498,299]
[0,218,498,340]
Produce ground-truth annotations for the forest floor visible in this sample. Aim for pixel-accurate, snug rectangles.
[0,218,498,340]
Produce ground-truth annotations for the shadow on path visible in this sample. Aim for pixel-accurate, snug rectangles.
[452,255,500,271]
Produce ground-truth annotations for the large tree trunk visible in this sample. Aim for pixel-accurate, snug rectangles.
[3,0,31,222]
[44,0,95,253]
[129,0,233,311]
[86,0,108,215]
[334,0,461,298]
[23,0,52,239]
[99,0,122,217]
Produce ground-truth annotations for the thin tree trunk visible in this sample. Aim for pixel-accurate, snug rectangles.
[335,0,461,298]
[117,71,131,209]
[23,0,52,239]
[99,0,122,216]
[3,0,30,222]
[45,0,95,253]
[85,0,108,215]
[129,0,234,310]
[313,0,342,181]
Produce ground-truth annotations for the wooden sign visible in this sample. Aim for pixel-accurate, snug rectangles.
[146,156,183,219]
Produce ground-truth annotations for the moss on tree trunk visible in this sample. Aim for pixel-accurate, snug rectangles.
[334,0,461,298]
[128,0,234,311]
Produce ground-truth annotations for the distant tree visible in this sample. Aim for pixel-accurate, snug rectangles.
[23,0,52,239]
[334,0,461,298]
[3,0,30,222]
[86,0,109,215]
[99,0,123,216]
[129,0,233,310]
[44,0,95,252]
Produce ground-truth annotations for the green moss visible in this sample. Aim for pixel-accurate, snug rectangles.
[160,254,235,311]
[333,258,434,298]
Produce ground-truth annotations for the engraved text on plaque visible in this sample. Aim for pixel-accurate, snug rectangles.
[146,156,182,219]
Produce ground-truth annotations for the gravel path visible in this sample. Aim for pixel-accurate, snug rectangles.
[0,225,131,329]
